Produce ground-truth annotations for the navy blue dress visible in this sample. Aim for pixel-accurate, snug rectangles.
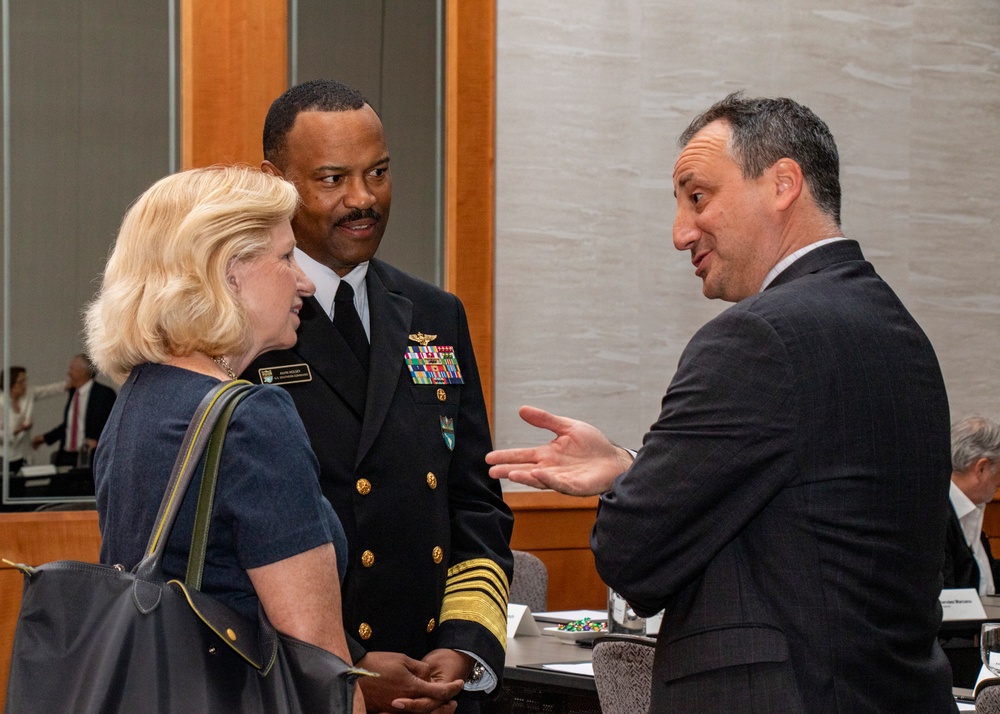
[95,362,347,620]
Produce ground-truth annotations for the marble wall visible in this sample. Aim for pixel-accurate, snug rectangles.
[494,0,1000,449]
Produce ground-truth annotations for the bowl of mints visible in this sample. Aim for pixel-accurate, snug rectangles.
[544,617,608,643]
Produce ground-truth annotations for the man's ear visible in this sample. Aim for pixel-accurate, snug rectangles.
[261,160,283,178]
[770,158,804,212]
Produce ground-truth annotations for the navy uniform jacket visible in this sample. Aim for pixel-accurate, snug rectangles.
[593,241,956,713]
[245,258,513,682]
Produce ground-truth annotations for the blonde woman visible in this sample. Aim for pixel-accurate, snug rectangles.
[85,166,364,713]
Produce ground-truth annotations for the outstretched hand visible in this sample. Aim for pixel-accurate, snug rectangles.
[485,406,631,496]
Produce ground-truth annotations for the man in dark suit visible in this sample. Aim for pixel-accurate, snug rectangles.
[32,353,116,468]
[244,79,513,714]
[487,93,955,712]
[943,416,1000,592]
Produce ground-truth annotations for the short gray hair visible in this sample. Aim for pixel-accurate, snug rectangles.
[951,416,1000,472]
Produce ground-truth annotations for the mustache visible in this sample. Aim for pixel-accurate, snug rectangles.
[337,208,382,226]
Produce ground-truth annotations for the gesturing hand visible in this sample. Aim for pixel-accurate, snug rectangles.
[484,405,631,496]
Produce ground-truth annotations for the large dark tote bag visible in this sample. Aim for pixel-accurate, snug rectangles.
[4,379,361,713]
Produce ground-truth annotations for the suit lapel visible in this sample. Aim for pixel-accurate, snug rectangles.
[292,295,368,417]
[358,263,412,465]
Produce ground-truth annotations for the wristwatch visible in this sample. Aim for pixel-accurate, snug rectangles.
[467,662,485,684]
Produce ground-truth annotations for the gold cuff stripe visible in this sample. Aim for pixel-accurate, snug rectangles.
[447,557,510,596]
[440,558,510,649]
[447,568,508,603]
[440,591,508,650]
[445,577,507,616]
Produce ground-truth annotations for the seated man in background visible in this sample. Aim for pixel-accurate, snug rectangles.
[941,415,1000,689]
[944,416,1000,593]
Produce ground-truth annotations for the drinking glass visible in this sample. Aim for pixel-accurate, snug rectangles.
[981,623,1000,676]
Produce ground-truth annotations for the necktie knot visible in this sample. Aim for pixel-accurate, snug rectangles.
[334,280,369,373]
[335,280,355,305]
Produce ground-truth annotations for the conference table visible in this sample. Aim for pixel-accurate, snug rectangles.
[489,629,600,714]
[489,603,996,714]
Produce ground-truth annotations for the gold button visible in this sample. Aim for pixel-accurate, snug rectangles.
[436,388,446,402]
[359,623,372,640]
[226,628,237,641]
[427,618,436,633]
[426,472,437,489]
[432,546,443,564]
[361,550,375,568]
[356,478,371,495]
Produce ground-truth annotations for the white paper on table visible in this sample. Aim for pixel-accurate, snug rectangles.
[533,609,607,623]
[506,603,541,638]
[940,588,988,621]
[542,662,594,677]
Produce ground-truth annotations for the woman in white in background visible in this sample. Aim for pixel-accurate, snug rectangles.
[0,366,65,475]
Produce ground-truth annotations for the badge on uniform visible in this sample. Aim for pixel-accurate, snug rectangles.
[257,363,313,385]
[440,416,455,451]
[405,332,464,385]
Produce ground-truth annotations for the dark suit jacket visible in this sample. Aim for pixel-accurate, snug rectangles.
[246,259,513,683]
[943,503,1000,591]
[42,380,117,451]
[593,241,955,713]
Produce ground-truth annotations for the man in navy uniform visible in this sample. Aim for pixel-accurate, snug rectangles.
[246,79,513,714]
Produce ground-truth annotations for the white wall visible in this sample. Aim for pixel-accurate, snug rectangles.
[494,0,1000,449]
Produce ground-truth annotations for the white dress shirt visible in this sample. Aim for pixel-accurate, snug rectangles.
[0,381,65,463]
[294,248,370,340]
[760,237,846,292]
[950,480,995,595]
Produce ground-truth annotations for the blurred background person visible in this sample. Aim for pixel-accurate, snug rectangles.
[84,165,364,713]
[0,366,65,493]
[940,415,1000,688]
[944,416,1000,593]
[31,353,116,467]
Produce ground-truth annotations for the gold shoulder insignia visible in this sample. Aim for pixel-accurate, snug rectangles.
[408,332,437,347]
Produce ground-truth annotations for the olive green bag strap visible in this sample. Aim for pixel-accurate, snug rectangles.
[185,383,251,590]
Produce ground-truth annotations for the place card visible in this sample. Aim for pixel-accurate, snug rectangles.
[940,588,988,621]
[507,603,541,639]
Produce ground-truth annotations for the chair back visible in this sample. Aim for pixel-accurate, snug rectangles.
[509,550,548,612]
[592,633,656,714]
[977,678,1000,712]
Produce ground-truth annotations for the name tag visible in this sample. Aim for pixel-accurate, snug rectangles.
[258,364,313,386]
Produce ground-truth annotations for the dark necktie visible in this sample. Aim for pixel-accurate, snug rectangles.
[334,281,369,372]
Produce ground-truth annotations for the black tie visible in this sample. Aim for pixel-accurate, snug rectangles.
[334,281,369,372]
